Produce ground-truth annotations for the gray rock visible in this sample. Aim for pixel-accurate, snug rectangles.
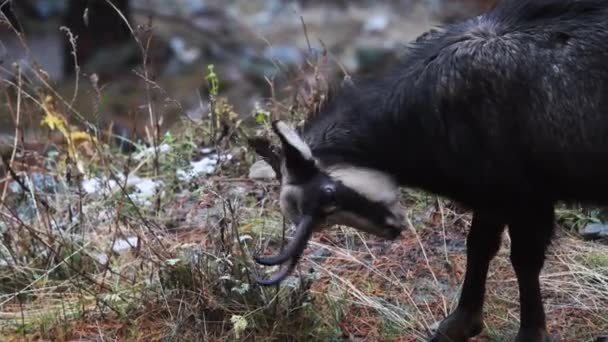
[580,223,608,240]
[248,160,276,180]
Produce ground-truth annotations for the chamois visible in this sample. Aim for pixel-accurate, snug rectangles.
[251,1,608,341]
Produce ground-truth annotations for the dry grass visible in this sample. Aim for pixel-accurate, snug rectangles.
[0,7,607,342]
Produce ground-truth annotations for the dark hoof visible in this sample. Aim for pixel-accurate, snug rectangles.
[428,311,483,342]
[515,328,553,342]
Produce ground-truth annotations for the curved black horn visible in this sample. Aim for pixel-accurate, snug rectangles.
[255,257,299,286]
[254,215,316,266]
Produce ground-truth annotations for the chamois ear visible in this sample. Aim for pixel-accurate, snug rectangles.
[272,120,317,181]
[247,136,282,180]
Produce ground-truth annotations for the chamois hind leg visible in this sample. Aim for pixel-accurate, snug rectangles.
[508,204,554,342]
[430,211,505,342]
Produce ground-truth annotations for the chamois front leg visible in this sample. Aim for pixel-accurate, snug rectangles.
[430,212,505,342]
[508,204,555,342]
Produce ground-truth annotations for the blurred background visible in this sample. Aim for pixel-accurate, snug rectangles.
[0,0,494,145]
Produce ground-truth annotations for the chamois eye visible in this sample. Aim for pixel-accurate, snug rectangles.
[322,185,336,202]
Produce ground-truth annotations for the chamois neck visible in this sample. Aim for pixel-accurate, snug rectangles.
[301,79,429,182]
[300,58,447,191]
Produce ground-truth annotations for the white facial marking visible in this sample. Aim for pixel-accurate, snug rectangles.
[327,211,376,232]
[327,165,399,205]
[327,210,400,238]
[278,162,406,238]
[275,121,313,161]
[279,183,303,222]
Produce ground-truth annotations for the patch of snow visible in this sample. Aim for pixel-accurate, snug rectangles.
[81,174,164,206]
[220,154,234,162]
[177,157,217,181]
[364,14,390,33]
[133,178,163,198]
[82,177,103,194]
[176,152,232,181]
[8,181,21,194]
[81,176,122,195]
[133,144,172,161]
[169,36,201,64]
[128,177,164,206]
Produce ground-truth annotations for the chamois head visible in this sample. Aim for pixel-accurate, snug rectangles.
[250,120,405,285]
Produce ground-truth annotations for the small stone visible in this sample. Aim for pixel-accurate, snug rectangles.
[310,247,332,262]
[112,237,139,253]
[90,252,109,265]
[580,223,608,240]
[282,275,302,290]
[248,160,276,180]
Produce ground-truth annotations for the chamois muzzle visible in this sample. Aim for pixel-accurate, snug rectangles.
[254,215,317,285]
